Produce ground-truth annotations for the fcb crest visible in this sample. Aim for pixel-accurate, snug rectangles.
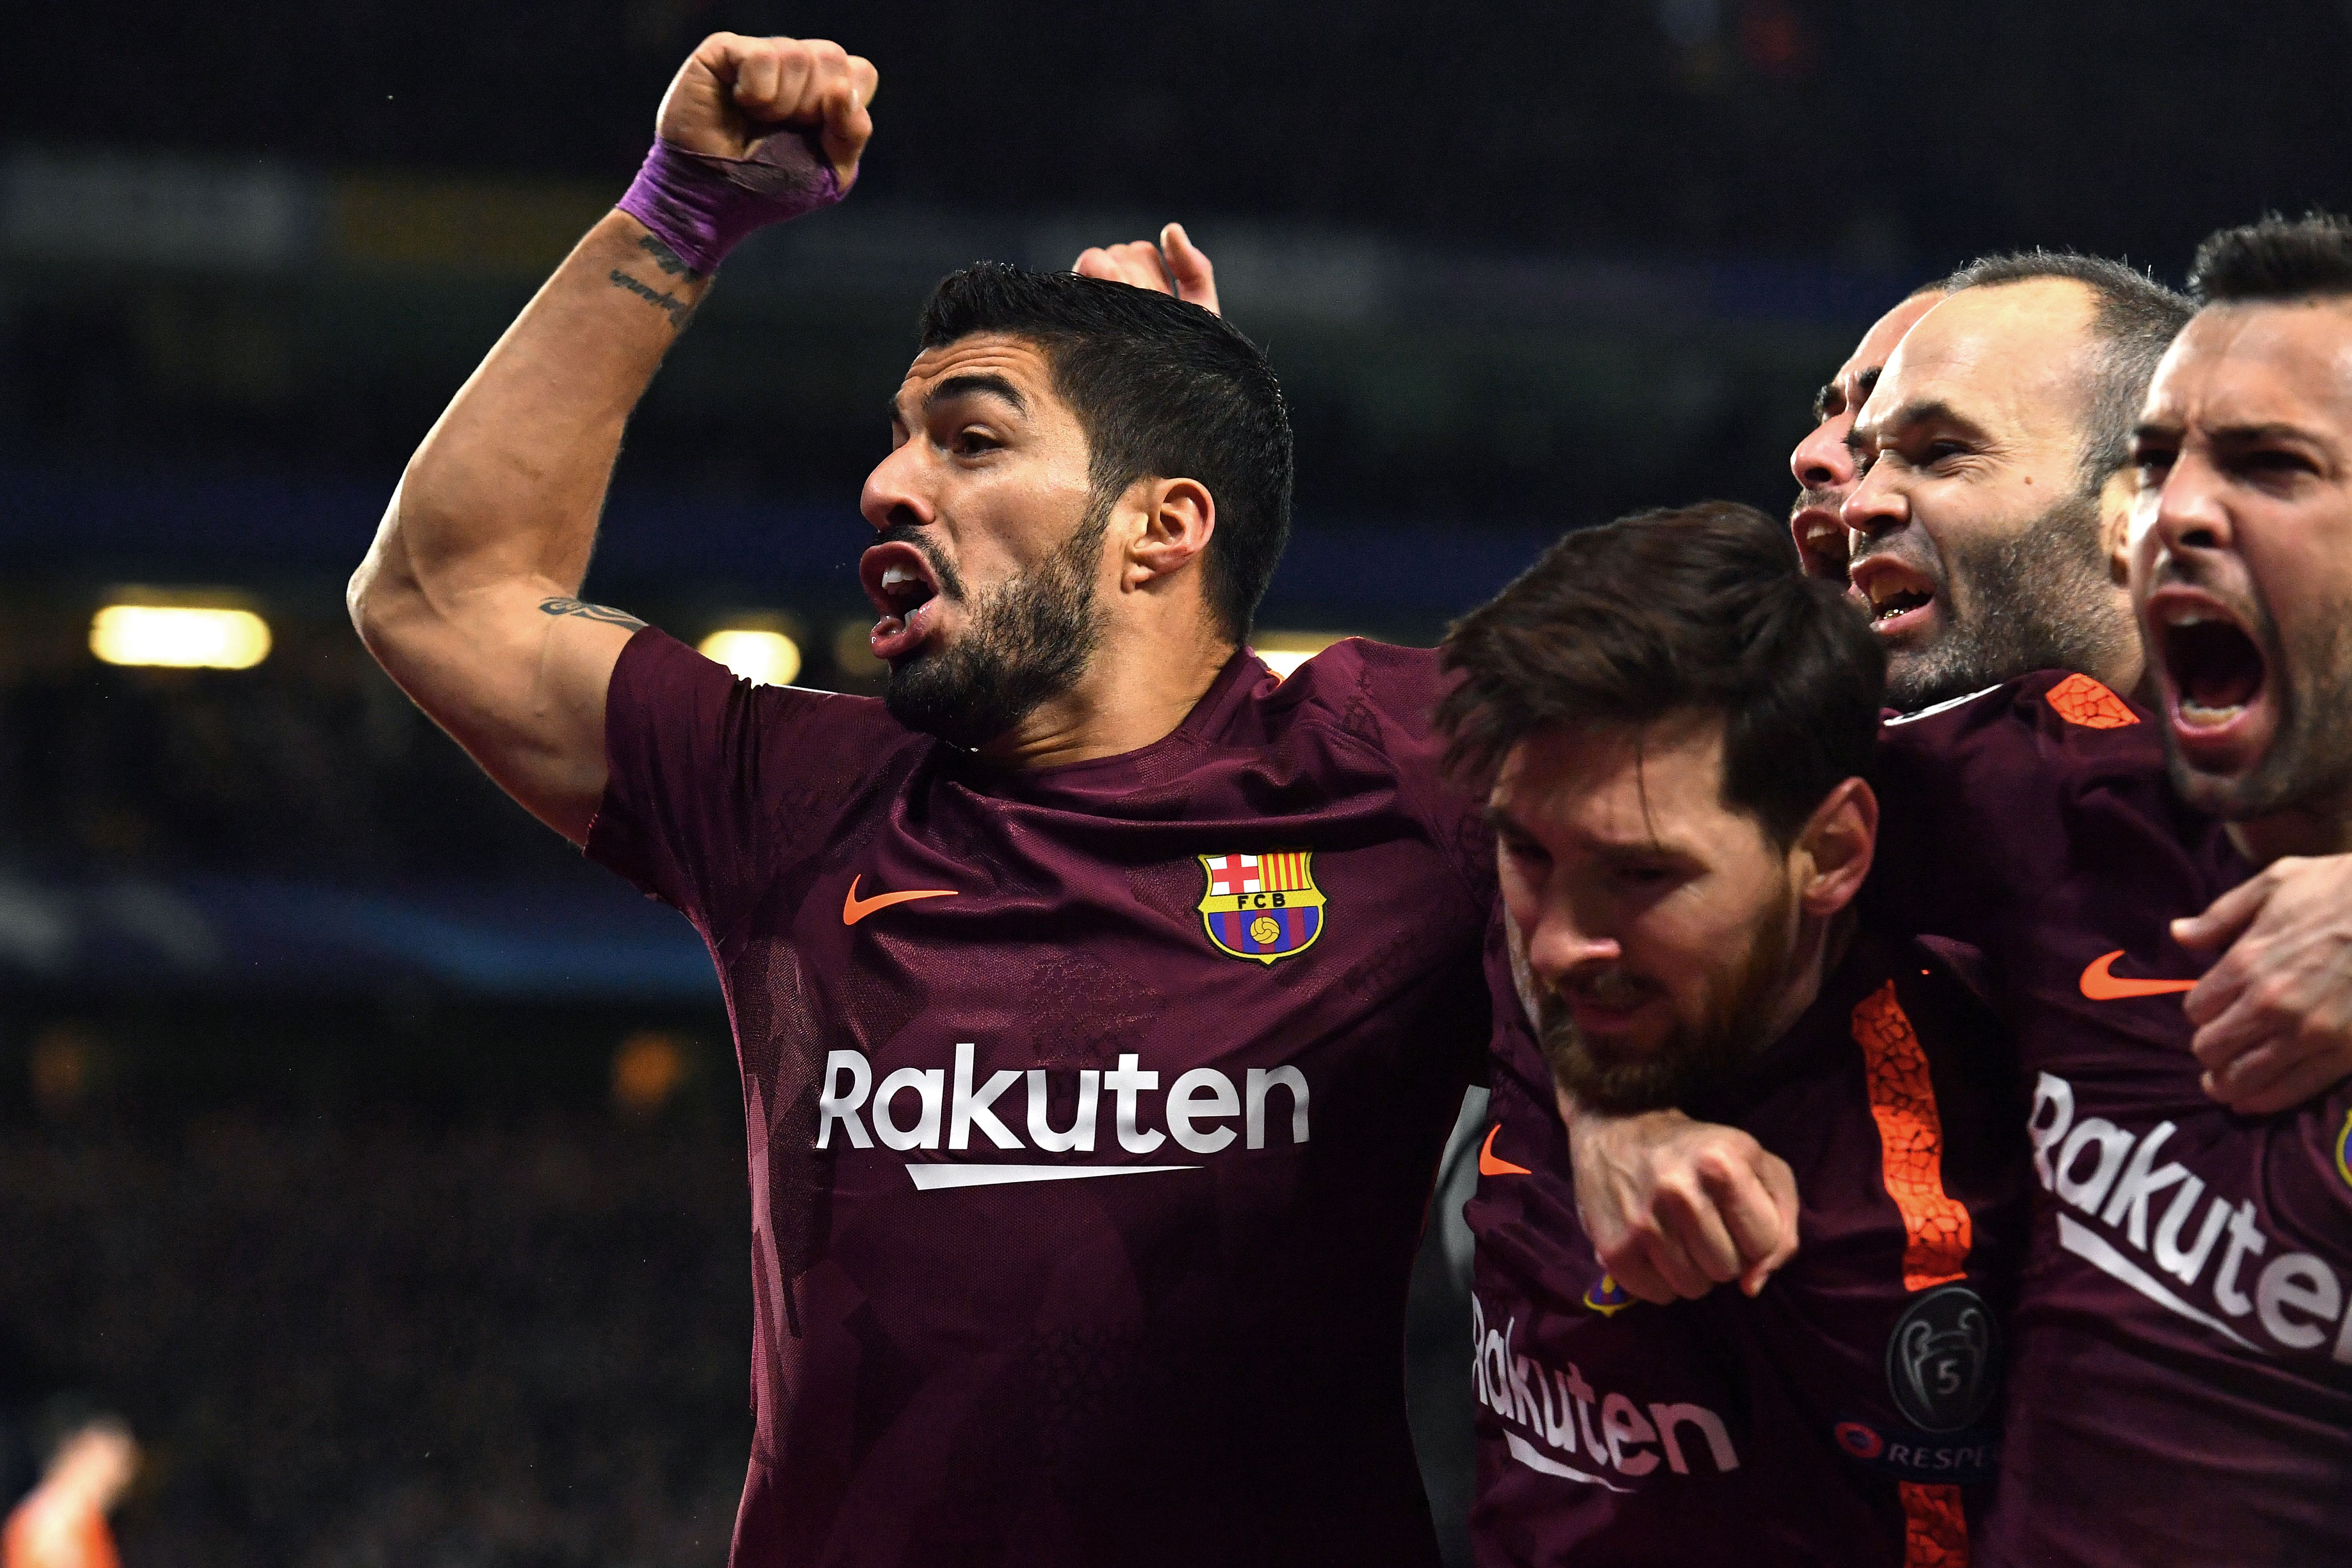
[1196,850,1327,964]
[2336,1108,2352,1191]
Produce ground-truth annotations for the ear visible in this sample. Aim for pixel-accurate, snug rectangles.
[2099,470,2136,587]
[1793,776,1877,919]
[1120,477,1216,592]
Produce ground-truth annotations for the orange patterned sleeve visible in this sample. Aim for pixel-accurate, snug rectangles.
[1851,980,1972,1290]
[2044,673,2137,729]
[1898,1482,1970,1567]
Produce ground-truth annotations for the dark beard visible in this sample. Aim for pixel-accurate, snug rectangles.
[2170,604,2352,824]
[1536,887,1797,1115]
[883,503,1108,751]
[1882,486,2124,712]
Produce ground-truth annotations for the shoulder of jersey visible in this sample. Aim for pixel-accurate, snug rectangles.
[1257,636,1437,713]
[1884,671,2156,749]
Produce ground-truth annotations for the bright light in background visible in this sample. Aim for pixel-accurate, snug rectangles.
[90,604,271,669]
[698,628,802,686]
[833,620,887,680]
[1254,632,1348,681]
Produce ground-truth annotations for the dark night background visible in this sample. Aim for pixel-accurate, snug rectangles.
[5,3,2352,1562]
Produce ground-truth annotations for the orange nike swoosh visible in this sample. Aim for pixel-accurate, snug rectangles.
[842,875,960,926]
[1479,1125,1532,1178]
[2079,949,2197,1000]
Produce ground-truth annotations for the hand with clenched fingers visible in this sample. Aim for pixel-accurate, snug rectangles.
[656,32,879,189]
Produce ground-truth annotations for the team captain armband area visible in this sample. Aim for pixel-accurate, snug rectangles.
[1864,671,2352,1566]
[576,627,1499,1565]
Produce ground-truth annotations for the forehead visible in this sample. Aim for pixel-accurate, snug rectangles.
[1867,279,2098,428]
[896,333,1065,414]
[1494,719,1746,843]
[2148,302,2352,429]
[1837,291,1944,388]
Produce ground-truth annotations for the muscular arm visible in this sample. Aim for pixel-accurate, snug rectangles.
[350,214,703,842]
[348,33,874,844]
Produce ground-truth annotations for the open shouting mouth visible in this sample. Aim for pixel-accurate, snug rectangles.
[2148,586,2276,774]
[1849,555,1939,639]
[860,541,944,662]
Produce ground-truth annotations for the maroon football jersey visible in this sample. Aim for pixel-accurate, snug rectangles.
[1467,918,2030,1568]
[586,630,1492,1568]
[1869,672,2352,1568]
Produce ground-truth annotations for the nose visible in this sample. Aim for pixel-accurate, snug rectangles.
[1840,454,1907,541]
[2148,453,2235,564]
[1523,899,1622,992]
[860,441,932,534]
[1790,410,1857,493]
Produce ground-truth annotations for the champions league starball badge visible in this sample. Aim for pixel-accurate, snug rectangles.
[1886,1283,2001,1433]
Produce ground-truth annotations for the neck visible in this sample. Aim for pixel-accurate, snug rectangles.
[2227,786,2352,867]
[978,624,1237,770]
[1762,905,1856,1048]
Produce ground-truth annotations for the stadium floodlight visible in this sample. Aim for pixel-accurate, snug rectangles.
[1252,631,1349,681]
[698,628,802,687]
[90,604,272,670]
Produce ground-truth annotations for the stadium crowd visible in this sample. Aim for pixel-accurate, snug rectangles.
[3,1101,754,1565]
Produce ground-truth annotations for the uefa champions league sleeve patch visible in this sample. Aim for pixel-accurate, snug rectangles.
[1196,851,1327,964]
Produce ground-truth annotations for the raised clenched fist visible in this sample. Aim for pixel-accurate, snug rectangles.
[655,33,879,189]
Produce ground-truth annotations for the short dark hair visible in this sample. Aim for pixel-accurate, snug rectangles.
[2189,211,2352,306]
[1940,250,2193,484]
[918,263,1294,644]
[1436,501,1886,844]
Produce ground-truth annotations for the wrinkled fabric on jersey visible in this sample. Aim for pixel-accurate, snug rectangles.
[1467,916,2029,1568]
[587,629,1492,1568]
[1871,671,2352,1568]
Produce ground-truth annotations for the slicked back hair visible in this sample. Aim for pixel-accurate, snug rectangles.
[918,262,1294,645]
[1938,249,2193,486]
[1436,501,1886,846]
[2189,211,2352,306]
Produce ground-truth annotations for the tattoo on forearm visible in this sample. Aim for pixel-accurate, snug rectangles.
[539,597,646,629]
[636,235,704,281]
[607,269,695,327]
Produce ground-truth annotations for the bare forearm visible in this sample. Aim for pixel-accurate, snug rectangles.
[359,212,714,615]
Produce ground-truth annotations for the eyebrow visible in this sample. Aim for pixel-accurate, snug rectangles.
[1855,395,1984,447]
[1811,365,1885,424]
[887,372,1030,429]
[2206,421,2321,445]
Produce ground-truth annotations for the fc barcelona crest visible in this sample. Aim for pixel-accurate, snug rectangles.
[1196,850,1327,964]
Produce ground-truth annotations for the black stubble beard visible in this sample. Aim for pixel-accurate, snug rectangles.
[883,503,1109,751]
[1884,486,2125,712]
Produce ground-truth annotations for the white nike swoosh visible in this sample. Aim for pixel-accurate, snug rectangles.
[906,1163,1201,1191]
[2055,1214,2260,1353]
[1505,1433,1633,1493]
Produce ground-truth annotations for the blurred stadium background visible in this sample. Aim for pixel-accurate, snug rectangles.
[8,1,2352,1561]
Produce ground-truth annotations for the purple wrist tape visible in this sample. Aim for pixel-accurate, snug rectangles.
[615,130,844,274]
